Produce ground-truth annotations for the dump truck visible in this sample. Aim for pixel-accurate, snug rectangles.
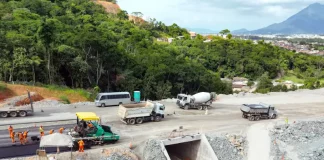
[0,91,34,118]
[69,112,119,150]
[240,103,278,121]
[118,101,165,125]
[176,92,216,110]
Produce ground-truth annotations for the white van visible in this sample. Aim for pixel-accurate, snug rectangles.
[95,92,131,107]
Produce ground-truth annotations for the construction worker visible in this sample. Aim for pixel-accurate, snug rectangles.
[23,130,29,143]
[58,127,64,134]
[78,139,84,152]
[8,125,13,138]
[39,126,44,137]
[87,122,93,128]
[10,131,16,143]
[49,129,54,135]
[18,132,25,145]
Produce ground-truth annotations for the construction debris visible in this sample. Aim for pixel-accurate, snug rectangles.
[142,139,167,160]
[270,121,324,160]
[206,134,244,160]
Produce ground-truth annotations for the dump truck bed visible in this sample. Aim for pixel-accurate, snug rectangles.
[118,102,155,119]
[240,104,269,114]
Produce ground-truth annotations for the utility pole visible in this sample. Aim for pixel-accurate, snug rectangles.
[27,90,34,113]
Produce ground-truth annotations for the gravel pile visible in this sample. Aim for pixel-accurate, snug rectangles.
[206,135,244,160]
[270,121,324,160]
[142,139,167,160]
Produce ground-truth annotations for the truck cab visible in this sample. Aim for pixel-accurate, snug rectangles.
[176,94,190,107]
[153,102,165,118]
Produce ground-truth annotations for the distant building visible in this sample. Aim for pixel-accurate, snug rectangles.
[189,32,197,39]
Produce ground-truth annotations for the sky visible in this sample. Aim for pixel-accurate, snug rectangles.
[117,0,324,32]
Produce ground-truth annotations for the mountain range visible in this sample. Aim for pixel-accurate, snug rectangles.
[235,3,324,35]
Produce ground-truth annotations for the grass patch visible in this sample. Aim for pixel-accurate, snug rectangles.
[43,84,92,101]
[59,95,71,104]
[280,71,305,84]
[0,82,6,92]
[281,75,305,84]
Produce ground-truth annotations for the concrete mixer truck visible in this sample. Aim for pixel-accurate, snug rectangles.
[176,92,216,110]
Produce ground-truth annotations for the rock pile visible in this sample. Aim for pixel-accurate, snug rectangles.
[142,139,167,160]
[100,148,138,160]
[270,121,324,160]
[206,134,244,160]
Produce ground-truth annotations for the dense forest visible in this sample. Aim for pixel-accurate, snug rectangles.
[1,0,324,100]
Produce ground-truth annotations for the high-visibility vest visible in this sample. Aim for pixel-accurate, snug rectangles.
[78,140,84,147]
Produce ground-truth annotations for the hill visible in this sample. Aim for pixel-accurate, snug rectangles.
[250,3,324,34]
[94,1,120,14]
[232,28,249,35]
[0,0,324,99]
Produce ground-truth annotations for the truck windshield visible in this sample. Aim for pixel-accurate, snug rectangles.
[95,95,100,100]
[160,105,165,110]
[177,96,183,100]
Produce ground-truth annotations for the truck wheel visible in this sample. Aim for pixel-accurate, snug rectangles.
[249,116,255,121]
[184,105,189,110]
[10,112,17,117]
[19,111,27,117]
[129,118,136,125]
[271,114,277,119]
[198,106,203,110]
[155,116,161,122]
[0,112,8,118]
[136,118,143,124]
[101,103,105,107]
[242,114,246,118]
[255,116,260,121]
[203,106,208,110]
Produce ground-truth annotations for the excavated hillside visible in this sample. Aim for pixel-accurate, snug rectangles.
[94,0,121,14]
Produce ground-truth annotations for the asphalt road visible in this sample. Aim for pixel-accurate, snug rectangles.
[0,124,75,159]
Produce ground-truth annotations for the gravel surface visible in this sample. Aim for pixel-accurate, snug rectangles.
[206,134,243,160]
[142,139,167,160]
[270,121,324,160]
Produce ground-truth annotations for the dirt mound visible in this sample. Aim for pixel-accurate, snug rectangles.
[0,92,44,107]
[95,1,120,14]
[15,93,44,106]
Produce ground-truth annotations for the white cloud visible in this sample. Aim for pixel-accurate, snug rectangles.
[262,5,293,17]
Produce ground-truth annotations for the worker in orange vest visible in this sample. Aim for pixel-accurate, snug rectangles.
[49,129,54,134]
[39,126,44,137]
[18,132,25,145]
[23,130,29,143]
[78,139,84,152]
[8,125,13,138]
[10,131,16,143]
[58,127,65,134]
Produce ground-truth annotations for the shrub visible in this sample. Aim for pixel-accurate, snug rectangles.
[59,96,70,104]
[271,85,282,92]
[290,84,298,91]
[256,88,270,94]
[0,83,6,91]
